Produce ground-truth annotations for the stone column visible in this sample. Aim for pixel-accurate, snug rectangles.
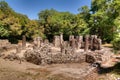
[54,36,60,47]
[54,36,56,47]
[90,35,94,50]
[22,35,26,49]
[93,35,98,50]
[97,38,102,50]
[71,39,76,53]
[60,33,64,53]
[69,35,74,47]
[84,35,89,52]
[69,35,75,53]
[37,37,41,48]
[33,37,37,48]
[60,33,63,45]
[72,39,76,48]
[79,36,83,49]
[76,36,79,49]
[60,43,65,53]
[76,36,83,49]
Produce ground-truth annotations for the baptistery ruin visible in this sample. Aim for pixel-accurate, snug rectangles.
[0,34,117,80]
[0,34,115,67]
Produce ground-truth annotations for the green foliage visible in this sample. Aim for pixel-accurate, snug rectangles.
[78,6,90,23]
[38,9,88,40]
[112,15,120,50]
[112,39,120,50]
[0,1,44,41]
[0,24,9,37]
[25,20,44,38]
[89,0,118,43]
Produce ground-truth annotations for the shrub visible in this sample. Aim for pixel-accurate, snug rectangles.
[112,39,120,50]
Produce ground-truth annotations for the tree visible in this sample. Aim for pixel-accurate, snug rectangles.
[0,23,9,37]
[25,20,44,39]
[89,0,116,42]
[113,13,120,50]
[78,6,90,23]
[38,9,88,40]
[0,1,44,42]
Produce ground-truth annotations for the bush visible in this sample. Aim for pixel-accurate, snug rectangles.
[112,39,120,50]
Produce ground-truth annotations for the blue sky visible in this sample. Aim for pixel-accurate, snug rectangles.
[5,0,91,20]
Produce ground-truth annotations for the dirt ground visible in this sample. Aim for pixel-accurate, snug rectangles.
[0,57,99,80]
[1,57,120,80]
[0,43,119,80]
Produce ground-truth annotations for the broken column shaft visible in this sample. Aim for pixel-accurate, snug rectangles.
[22,35,26,49]
[84,35,89,52]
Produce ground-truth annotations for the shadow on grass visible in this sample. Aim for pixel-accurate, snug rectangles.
[98,63,120,75]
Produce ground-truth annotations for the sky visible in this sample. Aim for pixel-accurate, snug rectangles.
[5,0,91,20]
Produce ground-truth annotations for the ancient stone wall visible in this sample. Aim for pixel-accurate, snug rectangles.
[85,48,114,64]
[24,44,86,65]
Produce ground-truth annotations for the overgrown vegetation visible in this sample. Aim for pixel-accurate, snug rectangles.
[0,0,120,49]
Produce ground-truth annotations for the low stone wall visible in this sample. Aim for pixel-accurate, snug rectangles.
[23,44,114,66]
[85,48,114,64]
[24,44,86,65]
[24,50,86,65]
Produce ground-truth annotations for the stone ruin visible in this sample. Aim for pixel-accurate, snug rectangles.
[52,34,112,65]
[0,34,114,80]
[53,34,102,52]
[0,34,113,67]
